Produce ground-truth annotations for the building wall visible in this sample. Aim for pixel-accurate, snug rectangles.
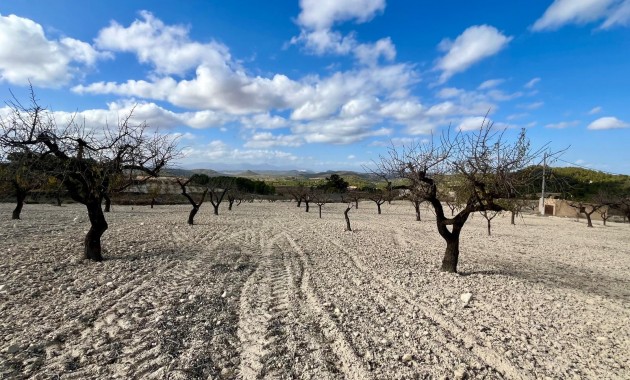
[540,197,608,220]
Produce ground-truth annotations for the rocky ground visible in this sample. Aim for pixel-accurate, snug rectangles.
[0,201,628,379]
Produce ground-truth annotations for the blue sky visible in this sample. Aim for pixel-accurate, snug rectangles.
[1,0,629,173]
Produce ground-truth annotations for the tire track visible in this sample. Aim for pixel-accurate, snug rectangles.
[310,226,530,380]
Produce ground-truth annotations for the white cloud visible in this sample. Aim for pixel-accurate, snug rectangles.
[292,0,395,65]
[240,113,289,129]
[378,100,423,120]
[524,77,541,88]
[182,140,299,164]
[588,106,603,115]
[458,116,491,131]
[544,120,580,129]
[296,0,386,30]
[532,0,630,31]
[435,25,512,83]
[244,132,303,148]
[601,0,630,28]
[0,13,110,87]
[347,154,356,159]
[587,116,629,130]
[436,87,465,99]
[293,115,390,144]
[478,78,504,90]
[95,11,231,76]
[519,101,544,110]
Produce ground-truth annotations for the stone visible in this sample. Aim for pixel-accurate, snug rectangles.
[6,344,20,354]
[402,353,413,363]
[460,293,473,305]
[454,366,468,379]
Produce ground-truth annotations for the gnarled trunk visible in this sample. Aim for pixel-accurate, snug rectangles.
[84,200,108,261]
[12,190,27,220]
[213,204,219,215]
[377,203,382,214]
[585,213,593,227]
[510,211,516,225]
[344,206,352,231]
[414,200,421,221]
[104,194,112,212]
[441,237,460,273]
[228,199,235,210]
[188,206,199,225]
[304,200,310,213]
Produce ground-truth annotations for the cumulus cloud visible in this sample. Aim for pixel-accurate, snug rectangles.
[435,25,512,83]
[292,0,395,65]
[296,0,386,30]
[182,140,299,165]
[0,13,110,87]
[587,116,629,130]
[244,132,303,148]
[458,116,491,131]
[95,11,230,76]
[532,0,630,31]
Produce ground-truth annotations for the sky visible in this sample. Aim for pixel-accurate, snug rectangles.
[1,0,629,173]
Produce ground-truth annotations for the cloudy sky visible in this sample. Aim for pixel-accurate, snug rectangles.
[1,0,629,173]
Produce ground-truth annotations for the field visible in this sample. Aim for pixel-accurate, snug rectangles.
[0,201,629,379]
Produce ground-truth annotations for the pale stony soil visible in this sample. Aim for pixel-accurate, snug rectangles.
[0,201,628,380]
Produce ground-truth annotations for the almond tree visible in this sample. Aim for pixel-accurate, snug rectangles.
[0,90,179,261]
[177,178,208,225]
[376,121,547,273]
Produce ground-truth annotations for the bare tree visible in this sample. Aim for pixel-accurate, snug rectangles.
[375,121,547,273]
[568,201,605,228]
[207,178,233,215]
[407,193,424,221]
[479,209,501,236]
[0,151,47,219]
[177,179,208,225]
[367,189,387,214]
[0,90,178,261]
[312,189,330,218]
[287,183,307,207]
[344,203,354,231]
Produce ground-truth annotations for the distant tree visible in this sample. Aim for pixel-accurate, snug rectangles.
[321,174,349,192]
[0,89,178,261]
[287,184,307,207]
[207,177,233,215]
[0,151,47,219]
[375,121,549,273]
[344,203,354,231]
[177,178,208,225]
[479,209,501,236]
[367,189,386,214]
[312,189,330,218]
[407,193,424,221]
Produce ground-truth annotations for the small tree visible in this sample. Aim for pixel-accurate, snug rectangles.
[376,121,547,273]
[0,151,47,219]
[344,203,354,231]
[177,178,208,225]
[568,201,604,228]
[321,174,349,192]
[479,209,501,236]
[207,177,233,215]
[367,189,387,214]
[312,189,330,218]
[0,90,178,261]
[407,192,424,221]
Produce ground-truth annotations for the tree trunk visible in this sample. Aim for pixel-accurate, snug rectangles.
[151,198,155,208]
[84,200,108,261]
[12,190,27,220]
[510,211,516,225]
[585,213,593,227]
[355,199,359,209]
[377,203,382,214]
[104,194,112,212]
[344,207,352,231]
[188,206,199,225]
[297,198,302,207]
[487,219,492,236]
[56,193,62,206]
[213,204,219,215]
[318,205,322,218]
[305,201,310,213]
[228,199,234,210]
[441,237,460,273]
[414,201,421,221]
